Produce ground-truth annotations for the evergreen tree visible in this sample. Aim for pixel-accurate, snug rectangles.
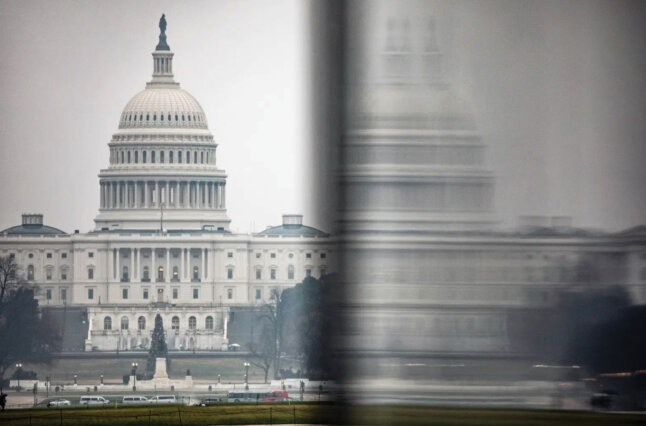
[145,314,169,378]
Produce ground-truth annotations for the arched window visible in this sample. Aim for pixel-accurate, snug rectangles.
[186,151,190,164]
[143,266,150,281]
[172,266,179,281]
[178,151,182,163]
[139,113,143,121]
[153,113,157,121]
[121,316,129,330]
[27,265,34,281]
[193,266,199,280]
[172,316,180,330]
[288,264,295,280]
[205,316,213,330]
[152,151,156,164]
[169,151,174,164]
[188,316,196,330]
[127,151,131,163]
[122,265,129,281]
[160,113,164,121]
[104,316,112,330]
[138,316,146,330]
[143,151,147,163]
[135,151,138,163]
[160,151,165,163]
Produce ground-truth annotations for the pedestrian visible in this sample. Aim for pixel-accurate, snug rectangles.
[0,392,7,411]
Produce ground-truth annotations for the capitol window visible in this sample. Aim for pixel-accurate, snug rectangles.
[88,251,94,258]
[288,265,294,280]
[152,151,156,163]
[178,151,182,163]
[122,288,128,299]
[194,151,198,163]
[104,316,112,330]
[172,316,180,330]
[227,267,233,279]
[61,268,67,281]
[135,151,138,163]
[306,253,311,259]
[169,151,174,163]
[157,266,164,281]
[28,253,34,258]
[27,265,34,280]
[160,151,165,163]
[256,269,261,280]
[142,266,150,281]
[205,316,213,330]
[255,289,262,300]
[270,268,276,280]
[227,252,233,258]
[138,316,146,330]
[87,288,94,299]
[193,266,199,281]
[62,252,67,259]
[88,268,94,280]
[270,253,276,259]
[188,316,196,330]
[168,114,171,121]
[46,288,52,300]
[172,266,179,281]
[175,114,178,121]
[256,253,261,259]
[127,151,131,163]
[143,288,149,299]
[172,288,178,299]
[61,288,67,301]
[201,152,204,163]
[193,288,199,299]
[320,253,327,259]
[47,252,52,259]
[227,288,233,299]
[46,267,53,280]
[186,151,190,163]
[143,151,147,163]
[306,269,312,277]
[121,316,129,330]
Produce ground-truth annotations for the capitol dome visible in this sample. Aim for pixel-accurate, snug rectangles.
[119,88,208,129]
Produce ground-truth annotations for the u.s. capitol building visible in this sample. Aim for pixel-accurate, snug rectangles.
[0,20,333,352]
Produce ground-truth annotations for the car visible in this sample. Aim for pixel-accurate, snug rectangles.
[122,395,148,404]
[590,391,617,409]
[262,390,289,402]
[228,343,241,351]
[47,399,71,408]
[148,395,177,404]
[197,397,223,406]
[79,396,110,405]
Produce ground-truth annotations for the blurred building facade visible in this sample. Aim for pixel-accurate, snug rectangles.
[0,23,333,352]
[337,0,646,383]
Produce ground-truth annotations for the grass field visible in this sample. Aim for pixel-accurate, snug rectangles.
[15,357,297,384]
[1,403,646,425]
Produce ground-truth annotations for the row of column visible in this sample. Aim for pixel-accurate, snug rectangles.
[100,180,225,210]
[110,248,208,282]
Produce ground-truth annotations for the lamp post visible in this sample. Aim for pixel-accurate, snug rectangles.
[100,374,104,385]
[244,362,250,391]
[73,374,78,386]
[15,363,22,391]
[132,362,138,391]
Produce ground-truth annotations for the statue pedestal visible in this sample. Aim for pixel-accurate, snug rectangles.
[152,357,169,384]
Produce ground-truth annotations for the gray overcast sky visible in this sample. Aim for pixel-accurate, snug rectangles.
[1,1,645,233]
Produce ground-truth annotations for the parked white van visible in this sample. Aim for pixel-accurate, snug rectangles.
[148,395,176,404]
[80,396,110,405]
[122,396,148,404]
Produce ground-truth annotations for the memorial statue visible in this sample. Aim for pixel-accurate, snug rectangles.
[156,13,170,51]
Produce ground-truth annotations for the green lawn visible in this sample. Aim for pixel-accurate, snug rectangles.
[1,403,646,425]
[15,357,297,384]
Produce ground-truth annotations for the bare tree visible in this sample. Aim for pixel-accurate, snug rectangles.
[248,322,275,383]
[0,255,21,312]
[253,288,285,381]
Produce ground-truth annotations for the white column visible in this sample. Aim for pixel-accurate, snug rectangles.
[203,248,207,279]
[107,246,113,283]
[180,248,185,282]
[222,184,225,208]
[165,248,170,282]
[155,181,159,206]
[134,182,138,208]
[196,182,200,209]
[151,248,156,282]
[209,183,214,208]
[115,249,120,281]
[134,249,139,281]
[144,182,149,208]
[130,249,134,281]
